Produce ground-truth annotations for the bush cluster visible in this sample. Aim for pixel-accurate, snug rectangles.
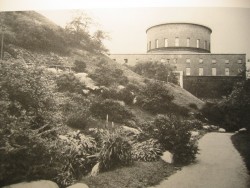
[131,138,162,162]
[140,115,198,164]
[201,80,250,131]
[89,64,128,87]
[137,81,174,114]
[90,99,134,123]
[98,129,132,171]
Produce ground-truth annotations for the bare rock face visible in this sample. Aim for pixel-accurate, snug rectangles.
[3,180,59,188]
[67,183,89,188]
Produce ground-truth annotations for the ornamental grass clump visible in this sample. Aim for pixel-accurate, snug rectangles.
[98,129,132,171]
[131,138,163,162]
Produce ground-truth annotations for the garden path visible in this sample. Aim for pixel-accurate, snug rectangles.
[150,132,250,188]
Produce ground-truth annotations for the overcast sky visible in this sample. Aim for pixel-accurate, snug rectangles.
[1,0,250,60]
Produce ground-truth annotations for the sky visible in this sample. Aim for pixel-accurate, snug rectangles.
[0,0,250,61]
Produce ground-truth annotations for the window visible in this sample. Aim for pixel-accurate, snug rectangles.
[124,59,128,64]
[225,68,230,76]
[204,41,207,49]
[238,59,242,64]
[160,58,166,63]
[199,68,204,76]
[155,39,159,48]
[212,68,217,76]
[187,38,190,47]
[199,58,203,63]
[112,59,116,61]
[164,38,168,47]
[175,37,179,46]
[212,59,217,64]
[186,58,191,63]
[225,59,229,64]
[196,39,200,48]
[186,68,191,76]
[149,41,151,50]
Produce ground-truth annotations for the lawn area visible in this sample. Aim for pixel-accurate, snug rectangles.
[81,160,177,188]
[231,132,250,173]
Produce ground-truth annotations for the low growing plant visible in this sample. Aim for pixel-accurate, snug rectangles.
[132,138,163,162]
[98,129,132,171]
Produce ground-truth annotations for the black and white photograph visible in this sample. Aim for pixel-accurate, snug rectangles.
[0,0,250,188]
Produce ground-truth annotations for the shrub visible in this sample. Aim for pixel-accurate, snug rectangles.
[137,81,174,114]
[132,139,162,162]
[189,103,198,110]
[98,129,132,171]
[90,99,134,123]
[60,93,92,130]
[101,86,135,105]
[89,64,128,87]
[72,60,86,73]
[140,115,198,164]
[56,73,85,94]
[183,119,203,130]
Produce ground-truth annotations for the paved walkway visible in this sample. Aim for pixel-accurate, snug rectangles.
[150,132,250,188]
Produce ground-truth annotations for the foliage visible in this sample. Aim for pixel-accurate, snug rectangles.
[98,129,132,171]
[65,11,108,53]
[131,139,162,162]
[140,115,198,164]
[1,11,69,54]
[137,80,174,114]
[56,73,86,94]
[60,93,92,129]
[89,64,128,87]
[183,119,204,130]
[132,61,178,84]
[90,99,134,123]
[72,60,87,73]
[189,103,198,110]
[101,86,135,105]
[201,80,250,131]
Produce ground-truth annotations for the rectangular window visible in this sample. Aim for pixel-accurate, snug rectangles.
[225,59,229,64]
[186,68,191,76]
[175,37,179,46]
[186,58,191,63]
[212,59,217,64]
[196,39,200,48]
[204,41,207,49]
[124,59,128,64]
[212,68,217,76]
[199,58,203,63]
[187,38,190,47]
[225,68,230,76]
[199,68,204,76]
[164,38,168,47]
[238,59,242,64]
[155,39,159,48]
[112,59,116,61]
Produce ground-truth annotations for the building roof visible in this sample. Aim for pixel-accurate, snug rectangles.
[146,22,212,33]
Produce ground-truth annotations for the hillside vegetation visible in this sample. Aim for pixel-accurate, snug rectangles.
[0,11,206,188]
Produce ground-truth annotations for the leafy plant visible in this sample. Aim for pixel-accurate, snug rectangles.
[90,99,134,123]
[72,60,87,73]
[140,115,198,164]
[137,80,174,114]
[98,129,132,171]
[132,139,162,162]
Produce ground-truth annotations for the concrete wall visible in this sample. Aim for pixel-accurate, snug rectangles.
[146,23,212,53]
[109,53,246,77]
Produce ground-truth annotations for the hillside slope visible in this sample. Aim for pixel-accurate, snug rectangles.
[1,11,204,112]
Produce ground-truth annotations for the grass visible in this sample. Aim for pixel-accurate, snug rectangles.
[231,132,250,174]
[81,160,177,188]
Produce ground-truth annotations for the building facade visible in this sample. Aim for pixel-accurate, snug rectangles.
[109,23,246,97]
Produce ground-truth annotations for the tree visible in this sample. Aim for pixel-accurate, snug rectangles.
[133,61,178,84]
